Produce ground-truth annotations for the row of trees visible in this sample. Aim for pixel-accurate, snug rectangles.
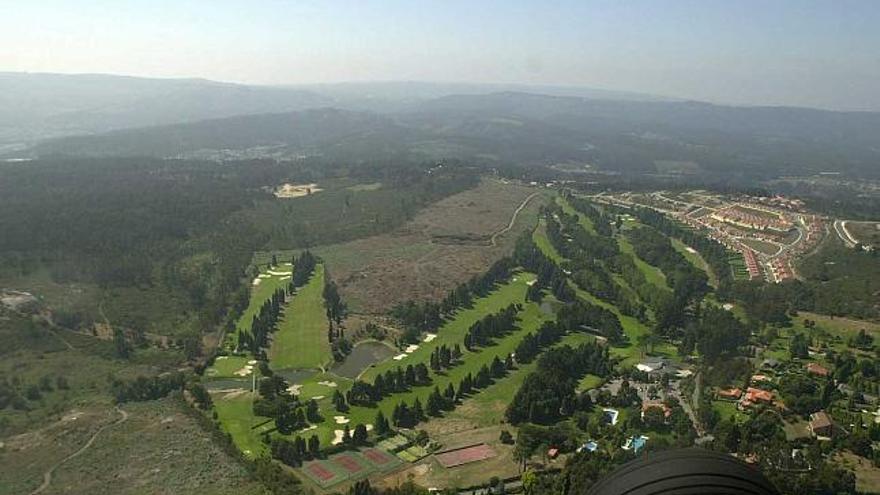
[514,321,568,364]
[513,233,575,302]
[270,434,321,467]
[334,364,433,410]
[464,303,520,349]
[391,258,517,341]
[290,250,317,288]
[389,359,513,428]
[557,300,625,344]
[236,287,286,353]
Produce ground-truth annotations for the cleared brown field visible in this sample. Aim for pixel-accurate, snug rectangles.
[33,398,266,495]
[847,221,880,248]
[315,180,547,313]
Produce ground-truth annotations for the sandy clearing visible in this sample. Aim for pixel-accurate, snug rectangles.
[274,182,323,198]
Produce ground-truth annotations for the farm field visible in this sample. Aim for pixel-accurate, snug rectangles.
[270,264,332,371]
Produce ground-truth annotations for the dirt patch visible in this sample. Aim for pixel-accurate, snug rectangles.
[835,451,880,494]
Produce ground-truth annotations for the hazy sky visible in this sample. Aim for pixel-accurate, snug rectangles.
[2,0,879,110]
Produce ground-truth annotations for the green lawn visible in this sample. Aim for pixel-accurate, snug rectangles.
[713,400,748,423]
[269,264,332,371]
[578,374,604,392]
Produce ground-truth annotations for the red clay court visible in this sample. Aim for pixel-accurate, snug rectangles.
[363,448,396,465]
[333,453,366,474]
[435,443,497,468]
[306,463,336,481]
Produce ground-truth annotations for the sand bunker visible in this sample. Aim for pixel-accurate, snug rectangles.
[252,278,262,286]
[332,430,345,445]
[423,334,437,343]
[274,183,323,198]
[234,365,254,376]
[526,280,537,286]
[318,380,338,388]
[287,384,303,395]
[405,344,419,353]
[216,356,228,360]
[393,354,407,361]
[280,276,290,281]
[248,360,257,365]
[685,246,698,254]
[312,395,325,400]
[268,270,292,276]
[334,416,350,424]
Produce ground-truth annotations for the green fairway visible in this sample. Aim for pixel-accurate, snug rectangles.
[226,262,292,348]
[617,231,670,292]
[212,391,274,458]
[291,273,551,446]
[574,287,678,367]
[670,238,717,287]
[270,264,331,371]
[532,219,564,263]
[205,355,252,379]
[558,196,596,234]
[437,330,595,427]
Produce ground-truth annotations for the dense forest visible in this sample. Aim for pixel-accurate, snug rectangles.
[0,157,480,346]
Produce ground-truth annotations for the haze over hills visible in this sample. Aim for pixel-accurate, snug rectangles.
[23,75,880,180]
[0,72,332,148]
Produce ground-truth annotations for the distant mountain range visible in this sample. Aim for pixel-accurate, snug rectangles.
[6,72,880,180]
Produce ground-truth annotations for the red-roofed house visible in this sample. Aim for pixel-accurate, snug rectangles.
[740,387,774,409]
[717,388,743,400]
[806,363,829,377]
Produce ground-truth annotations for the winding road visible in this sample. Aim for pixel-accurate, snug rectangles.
[489,192,540,246]
[30,406,129,495]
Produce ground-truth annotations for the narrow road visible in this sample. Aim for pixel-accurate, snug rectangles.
[490,192,540,246]
[31,406,129,495]
[834,219,858,247]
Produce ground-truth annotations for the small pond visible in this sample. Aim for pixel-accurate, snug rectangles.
[332,341,396,379]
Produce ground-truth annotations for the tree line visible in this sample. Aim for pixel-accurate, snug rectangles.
[506,341,610,424]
